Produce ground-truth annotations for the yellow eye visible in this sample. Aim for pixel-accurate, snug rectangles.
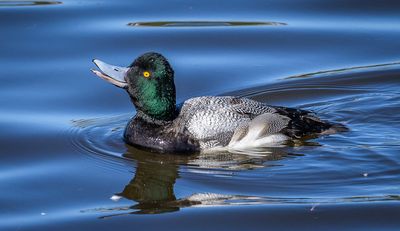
[143,71,151,78]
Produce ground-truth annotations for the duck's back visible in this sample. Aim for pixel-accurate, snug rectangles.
[176,96,335,150]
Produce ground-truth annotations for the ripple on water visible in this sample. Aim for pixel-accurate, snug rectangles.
[127,21,287,27]
[70,65,400,215]
[69,114,133,172]
[84,194,400,216]
[69,113,297,172]
[70,114,313,215]
[0,1,62,7]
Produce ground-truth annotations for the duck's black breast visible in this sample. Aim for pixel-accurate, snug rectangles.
[123,114,200,154]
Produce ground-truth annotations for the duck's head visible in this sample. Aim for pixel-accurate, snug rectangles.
[91,52,176,121]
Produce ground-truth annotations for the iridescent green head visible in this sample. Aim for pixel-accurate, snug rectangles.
[91,52,176,121]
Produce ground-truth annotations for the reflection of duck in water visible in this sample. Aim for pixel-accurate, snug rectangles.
[91,52,346,154]
[100,146,292,216]
[113,150,193,214]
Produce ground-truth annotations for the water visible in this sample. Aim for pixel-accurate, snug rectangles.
[1,0,400,230]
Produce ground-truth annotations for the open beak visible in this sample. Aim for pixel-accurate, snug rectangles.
[91,59,129,88]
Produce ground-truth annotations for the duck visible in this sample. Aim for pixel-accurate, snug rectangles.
[91,52,344,153]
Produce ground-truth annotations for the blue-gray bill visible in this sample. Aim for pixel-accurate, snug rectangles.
[91,59,128,88]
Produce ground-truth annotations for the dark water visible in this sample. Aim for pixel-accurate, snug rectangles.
[1,0,400,230]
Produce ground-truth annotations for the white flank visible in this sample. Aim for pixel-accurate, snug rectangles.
[228,134,288,150]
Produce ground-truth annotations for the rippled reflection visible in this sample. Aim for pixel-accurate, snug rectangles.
[127,21,287,27]
[0,1,62,7]
[95,146,292,216]
[87,146,400,217]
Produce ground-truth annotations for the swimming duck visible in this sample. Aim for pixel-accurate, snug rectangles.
[91,52,343,153]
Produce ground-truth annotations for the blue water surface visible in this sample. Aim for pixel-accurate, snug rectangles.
[1,0,400,230]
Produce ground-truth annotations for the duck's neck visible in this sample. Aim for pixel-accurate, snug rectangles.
[131,95,177,122]
[135,109,177,125]
[128,78,177,121]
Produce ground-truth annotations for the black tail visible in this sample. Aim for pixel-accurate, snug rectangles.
[273,106,347,138]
